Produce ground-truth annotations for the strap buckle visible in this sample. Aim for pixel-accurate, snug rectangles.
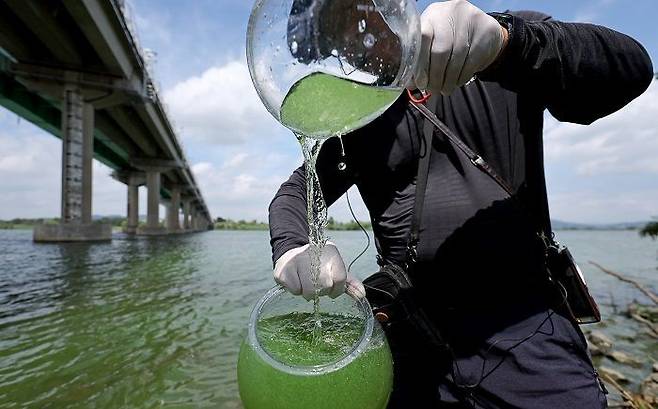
[470,155,485,168]
[407,88,432,104]
[406,243,418,265]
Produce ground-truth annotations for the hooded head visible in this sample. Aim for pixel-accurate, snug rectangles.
[287,0,403,85]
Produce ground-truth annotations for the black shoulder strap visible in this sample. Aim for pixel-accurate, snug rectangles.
[409,101,515,197]
[406,101,435,265]
[406,98,555,264]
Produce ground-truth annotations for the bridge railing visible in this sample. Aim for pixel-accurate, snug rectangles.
[109,0,211,217]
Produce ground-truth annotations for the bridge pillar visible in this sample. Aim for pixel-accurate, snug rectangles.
[126,182,139,234]
[130,158,178,236]
[125,173,145,234]
[197,213,203,231]
[34,86,111,242]
[182,199,192,230]
[191,209,198,231]
[167,185,182,233]
[111,171,145,235]
[137,170,166,235]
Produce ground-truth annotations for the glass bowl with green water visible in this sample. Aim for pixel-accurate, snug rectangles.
[237,286,393,409]
[246,0,421,138]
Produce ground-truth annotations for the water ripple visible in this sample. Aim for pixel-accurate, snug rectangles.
[2,229,653,407]
[0,231,276,408]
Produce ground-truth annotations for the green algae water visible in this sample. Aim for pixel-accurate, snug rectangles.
[280,72,401,138]
[237,312,393,409]
[298,135,328,319]
[257,312,366,366]
[236,71,399,409]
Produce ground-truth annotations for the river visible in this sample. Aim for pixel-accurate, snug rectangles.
[0,229,656,408]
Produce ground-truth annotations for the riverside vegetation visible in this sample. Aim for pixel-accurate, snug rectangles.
[639,221,658,239]
[585,263,658,408]
[213,217,371,231]
[7,217,654,233]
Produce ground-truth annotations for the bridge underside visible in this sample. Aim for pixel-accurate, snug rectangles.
[0,0,213,241]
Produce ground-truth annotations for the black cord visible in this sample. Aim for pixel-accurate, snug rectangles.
[335,134,372,275]
[450,282,570,393]
[346,188,371,274]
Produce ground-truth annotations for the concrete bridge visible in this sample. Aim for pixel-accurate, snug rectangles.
[0,0,213,241]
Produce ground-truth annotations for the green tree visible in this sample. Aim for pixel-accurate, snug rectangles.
[640,220,658,239]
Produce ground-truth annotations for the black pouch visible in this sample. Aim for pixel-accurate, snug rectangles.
[364,264,447,350]
[546,244,601,324]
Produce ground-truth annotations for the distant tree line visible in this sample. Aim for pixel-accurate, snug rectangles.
[326,217,371,231]
[0,218,59,229]
[0,217,127,229]
[3,216,657,236]
[214,218,269,230]
[212,217,372,231]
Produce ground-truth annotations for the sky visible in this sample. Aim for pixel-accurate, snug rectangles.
[0,0,656,224]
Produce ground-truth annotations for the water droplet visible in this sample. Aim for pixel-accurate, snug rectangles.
[337,162,347,171]
[358,19,367,33]
[363,33,376,48]
[291,41,298,54]
[331,49,339,57]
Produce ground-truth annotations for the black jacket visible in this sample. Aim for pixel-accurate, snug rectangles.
[268,11,653,308]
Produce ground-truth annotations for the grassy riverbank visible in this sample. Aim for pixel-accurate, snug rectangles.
[213,217,372,231]
[0,218,148,231]
[2,218,653,235]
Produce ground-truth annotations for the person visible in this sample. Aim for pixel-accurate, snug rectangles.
[268,1,654,408]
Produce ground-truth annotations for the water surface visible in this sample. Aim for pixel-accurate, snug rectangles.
[0,230,656,407]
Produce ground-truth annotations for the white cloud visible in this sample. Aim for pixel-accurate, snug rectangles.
[0,113,128,219]
[572,0,617,23]
[327,186,371,223]
[222,152,249,169]
[163,61,284,145]
[549,189,658,224]
[192,151,295,221]
[0,122,61,218]
[545,81,658,176]
[544,80,658,223]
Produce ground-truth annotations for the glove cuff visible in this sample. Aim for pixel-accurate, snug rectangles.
[480,13,527,79]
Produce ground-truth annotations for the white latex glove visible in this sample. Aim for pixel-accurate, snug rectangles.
[414,0,507,95]
[273,242,366,301]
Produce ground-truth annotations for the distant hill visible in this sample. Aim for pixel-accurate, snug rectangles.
[93,215,150,222]
[551,219,648,231]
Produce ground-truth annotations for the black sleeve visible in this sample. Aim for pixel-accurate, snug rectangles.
[269,138,355,264]
[482,14,654,125]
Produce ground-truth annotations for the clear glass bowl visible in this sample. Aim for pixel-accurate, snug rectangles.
[237,286,393,409]
[246,0,421,138]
